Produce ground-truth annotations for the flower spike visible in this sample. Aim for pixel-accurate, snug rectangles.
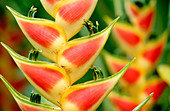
[57,18,119,84]
[41,0,98,40]
[0,75,61,111]
[136,30,168,73]
[6,6,67,62]
[1,42,71,106]
[60,58,135,111]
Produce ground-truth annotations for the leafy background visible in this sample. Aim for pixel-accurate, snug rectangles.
[0,0,169,111]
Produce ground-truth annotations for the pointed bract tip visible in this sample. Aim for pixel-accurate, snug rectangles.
[6,5,10,9]
[0,42,9,51]
[1,42,9,51]
[6,6,20,17]
[94,17,119,37]
[115,16,120,21]
[0,74,2,79]
[1,42,5,47]
[115,57,136,78]
[150,92,154,96]
[110,17,120,27]
[6,6,13,13]
[131,57,136,63]
[124,57,136,69]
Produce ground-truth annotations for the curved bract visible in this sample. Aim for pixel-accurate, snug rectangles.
[136,30,168,74]
[7,6,67,62]
[57,18,119,84]
[41,0,98,40]
[0,75,61,111]
[1,43,71,106]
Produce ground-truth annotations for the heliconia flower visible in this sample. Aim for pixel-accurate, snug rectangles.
[108,92,140,111]
[57,18,119,84]
[138,77,167,110]
[125,1,155,36]
[102,50,145,89]
[7,6,67,62]
[157,64,170,86]
[41,0,98,40]
[135,30,168,74]
[1,42,71,106]
[112,22,145,56]
[60,58,135,111]
[0,75,61,111]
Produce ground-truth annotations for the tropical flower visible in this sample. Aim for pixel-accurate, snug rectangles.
[0,0,140,111]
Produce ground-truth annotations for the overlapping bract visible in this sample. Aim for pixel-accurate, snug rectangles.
[6,1,119,84]
[0,43,135,110]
